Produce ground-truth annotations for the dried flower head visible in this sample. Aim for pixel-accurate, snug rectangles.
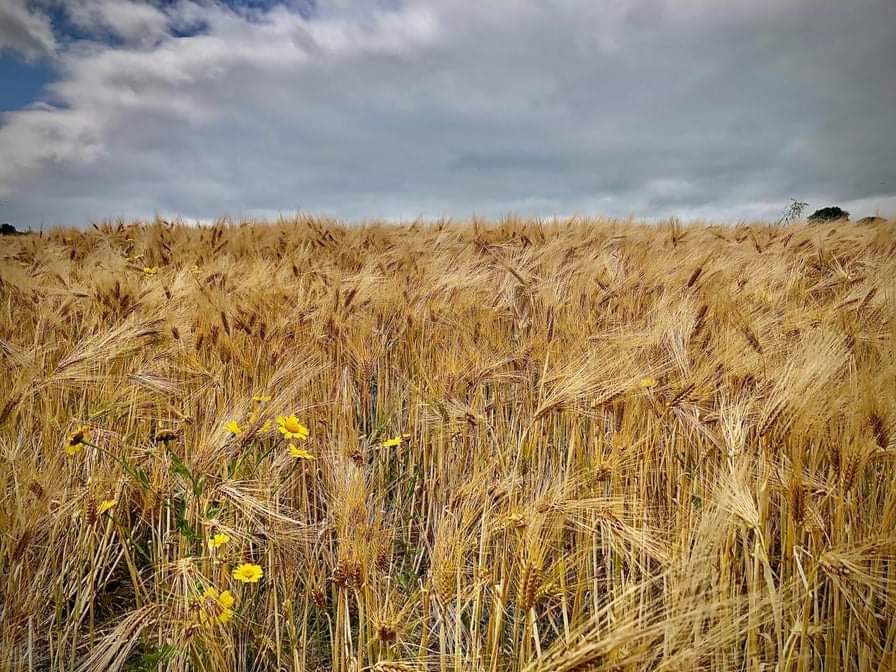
[65,425,92,456]
[154,428,179,443]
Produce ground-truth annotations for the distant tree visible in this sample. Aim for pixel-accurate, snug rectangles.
[0,223,22,235]
[808,206,849,223]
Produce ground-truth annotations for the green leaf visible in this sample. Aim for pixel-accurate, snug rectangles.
[170,453,193,483]
[173,496,198,543]
[126,643,176,671]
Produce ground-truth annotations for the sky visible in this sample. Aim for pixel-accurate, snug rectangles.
[1,0,894,229]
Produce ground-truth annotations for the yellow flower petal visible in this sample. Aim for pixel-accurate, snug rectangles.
[200,586,236,625]
[218,590,235,609]
[225,420,243,436]
[97,499,116,515]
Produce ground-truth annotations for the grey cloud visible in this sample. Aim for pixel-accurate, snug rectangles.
[64,0,171,46]
[1,0,895,228]
[0,0,56,61]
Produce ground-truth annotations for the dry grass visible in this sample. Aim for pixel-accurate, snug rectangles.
[1,215,895,671]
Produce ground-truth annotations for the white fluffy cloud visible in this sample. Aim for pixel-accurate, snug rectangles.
[1,0,894,227]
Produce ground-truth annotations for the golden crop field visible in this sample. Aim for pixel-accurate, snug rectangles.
[1,217,895,672]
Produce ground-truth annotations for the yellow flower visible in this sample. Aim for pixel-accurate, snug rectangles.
[381,436,403,448]
[97,499,116,515]
[288,444,316,460]
[143,266,159,275]
[260,419,272,433]
[277,415,309,441]
[208,533,231,549]
[639,377,657,389]
[252,394,272,403]
[65,425,92,456]
[225,420,243,436]
[201,587,236,624]
[232,563,264,583]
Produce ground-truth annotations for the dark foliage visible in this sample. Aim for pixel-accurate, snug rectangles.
[808,206,849,223]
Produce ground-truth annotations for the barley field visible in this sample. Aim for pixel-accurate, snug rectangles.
[1,217,895,672]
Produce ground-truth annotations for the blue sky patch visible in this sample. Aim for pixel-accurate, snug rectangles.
[0,54,54,111]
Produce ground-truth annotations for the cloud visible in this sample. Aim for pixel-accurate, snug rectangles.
[1,0,895,228]
[0,0,57,61]
[64,0,171,46]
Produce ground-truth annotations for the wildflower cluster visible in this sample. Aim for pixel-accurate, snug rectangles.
[226,396,316,461]
[225,399,314,460]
